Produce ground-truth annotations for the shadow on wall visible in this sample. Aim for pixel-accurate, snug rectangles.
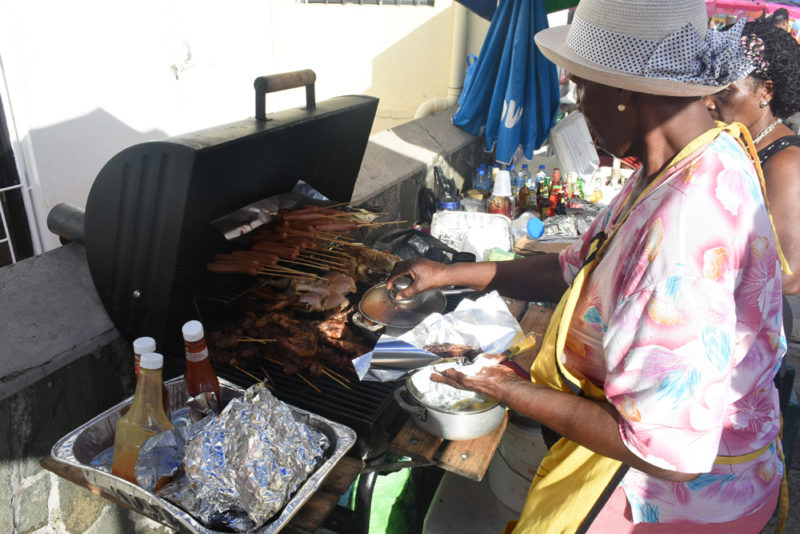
[28,108,167,215]
[365,7,454,134]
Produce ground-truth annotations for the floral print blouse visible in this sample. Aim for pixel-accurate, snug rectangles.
[559,132,785,524]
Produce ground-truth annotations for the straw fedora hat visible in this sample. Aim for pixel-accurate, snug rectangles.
[535,0,752,97]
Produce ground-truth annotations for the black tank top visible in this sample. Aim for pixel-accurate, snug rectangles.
[757,135,800,165]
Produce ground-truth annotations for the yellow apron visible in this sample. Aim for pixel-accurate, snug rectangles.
[505,124,790,534]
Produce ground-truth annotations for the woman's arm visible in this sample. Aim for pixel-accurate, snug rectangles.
[433,363,699,482]
[388,252,568,302]
[763,147,800,293]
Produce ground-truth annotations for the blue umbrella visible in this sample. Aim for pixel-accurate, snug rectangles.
[452,0,560,164]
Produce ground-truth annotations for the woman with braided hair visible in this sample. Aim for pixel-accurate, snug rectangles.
[706,21,800,306]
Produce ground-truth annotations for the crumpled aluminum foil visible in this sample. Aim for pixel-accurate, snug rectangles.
[157,383,330,531]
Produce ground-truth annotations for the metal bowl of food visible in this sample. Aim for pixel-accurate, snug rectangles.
[393,361,505,441]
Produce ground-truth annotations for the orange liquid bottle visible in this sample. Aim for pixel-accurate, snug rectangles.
[112,352,174,485]
[133,337,170,414]
[182,320,221,407]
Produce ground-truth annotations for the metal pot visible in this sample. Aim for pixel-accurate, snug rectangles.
[393,363,506,441]
[355,279,446,340]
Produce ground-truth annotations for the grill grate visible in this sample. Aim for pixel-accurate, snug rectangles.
[199,286,480,458]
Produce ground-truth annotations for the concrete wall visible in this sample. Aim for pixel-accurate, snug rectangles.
[0,338,174,533]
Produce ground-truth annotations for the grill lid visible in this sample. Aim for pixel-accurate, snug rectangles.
[83,71,378,347]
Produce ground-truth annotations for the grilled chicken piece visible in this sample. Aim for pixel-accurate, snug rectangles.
[277,326,318,358]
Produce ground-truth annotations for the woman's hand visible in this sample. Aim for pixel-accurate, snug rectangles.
[387,258,450,300]
[430,356,530,402]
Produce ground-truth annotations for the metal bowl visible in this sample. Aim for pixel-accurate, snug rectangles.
[393,363,505,441]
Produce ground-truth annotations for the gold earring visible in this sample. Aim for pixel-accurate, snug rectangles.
[617,104,626,112]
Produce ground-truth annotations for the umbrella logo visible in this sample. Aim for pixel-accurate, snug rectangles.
[502,99,523,129]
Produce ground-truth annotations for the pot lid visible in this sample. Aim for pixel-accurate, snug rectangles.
[359,282,446,328]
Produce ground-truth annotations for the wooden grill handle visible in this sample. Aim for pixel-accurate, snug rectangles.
[254,69,316,121]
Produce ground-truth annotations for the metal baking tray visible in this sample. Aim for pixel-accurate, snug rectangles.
[50,376,357,533]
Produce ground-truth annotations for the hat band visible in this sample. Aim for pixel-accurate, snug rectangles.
[566,15,658,76]
[564,15,753,88]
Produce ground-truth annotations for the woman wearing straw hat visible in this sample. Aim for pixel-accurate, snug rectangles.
[389,0,789,531]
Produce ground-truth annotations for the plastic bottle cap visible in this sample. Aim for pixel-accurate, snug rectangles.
[182,320,205,342]
[493,170,512,197]
[527,216,544,239]
[539,165,546,170]
[139,352,164,370]
[133,336,156,355]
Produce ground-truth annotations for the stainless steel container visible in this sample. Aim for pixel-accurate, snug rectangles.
[50,376,356,533]
[393,364,506,441]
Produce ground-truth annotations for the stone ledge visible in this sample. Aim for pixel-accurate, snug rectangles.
[0,243,119,401]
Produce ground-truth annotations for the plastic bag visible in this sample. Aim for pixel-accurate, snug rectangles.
[371,228,457,263]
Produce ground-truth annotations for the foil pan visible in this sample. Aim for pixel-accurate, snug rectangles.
[50,376,356,533]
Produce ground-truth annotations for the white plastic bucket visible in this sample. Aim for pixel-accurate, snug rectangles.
[487,417,548,513]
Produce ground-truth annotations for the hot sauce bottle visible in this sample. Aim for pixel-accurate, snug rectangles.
[182,320,222,408]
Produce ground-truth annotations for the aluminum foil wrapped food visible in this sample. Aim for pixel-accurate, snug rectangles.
[158,383,330,531]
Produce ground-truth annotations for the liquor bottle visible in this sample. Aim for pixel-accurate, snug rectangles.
[112,353,174,486]
[133,337,170,414]
[516,164,532,210]
[509,165,519,197]
[487,170,513,218]
[547,167,562,217]
[182,320,222,407]
[536,180,549,218]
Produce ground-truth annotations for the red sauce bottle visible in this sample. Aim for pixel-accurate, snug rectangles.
[182,320,222,408]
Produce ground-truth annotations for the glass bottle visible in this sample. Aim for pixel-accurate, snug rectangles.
[112,352,174,486]
[536,180,549,218]
[182,320,222,407]
[133,337,170,413]
[488,169,513,218]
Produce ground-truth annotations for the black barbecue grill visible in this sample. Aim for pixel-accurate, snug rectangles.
[47,71,418,458]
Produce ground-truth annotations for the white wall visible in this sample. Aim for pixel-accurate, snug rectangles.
[0,0,490,252]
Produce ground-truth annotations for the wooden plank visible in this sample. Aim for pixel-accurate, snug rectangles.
[318,455,363,495]
[389,419,444,461]
[515,303,554,372]
[286,490,339,532]
[437,411,509,481]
